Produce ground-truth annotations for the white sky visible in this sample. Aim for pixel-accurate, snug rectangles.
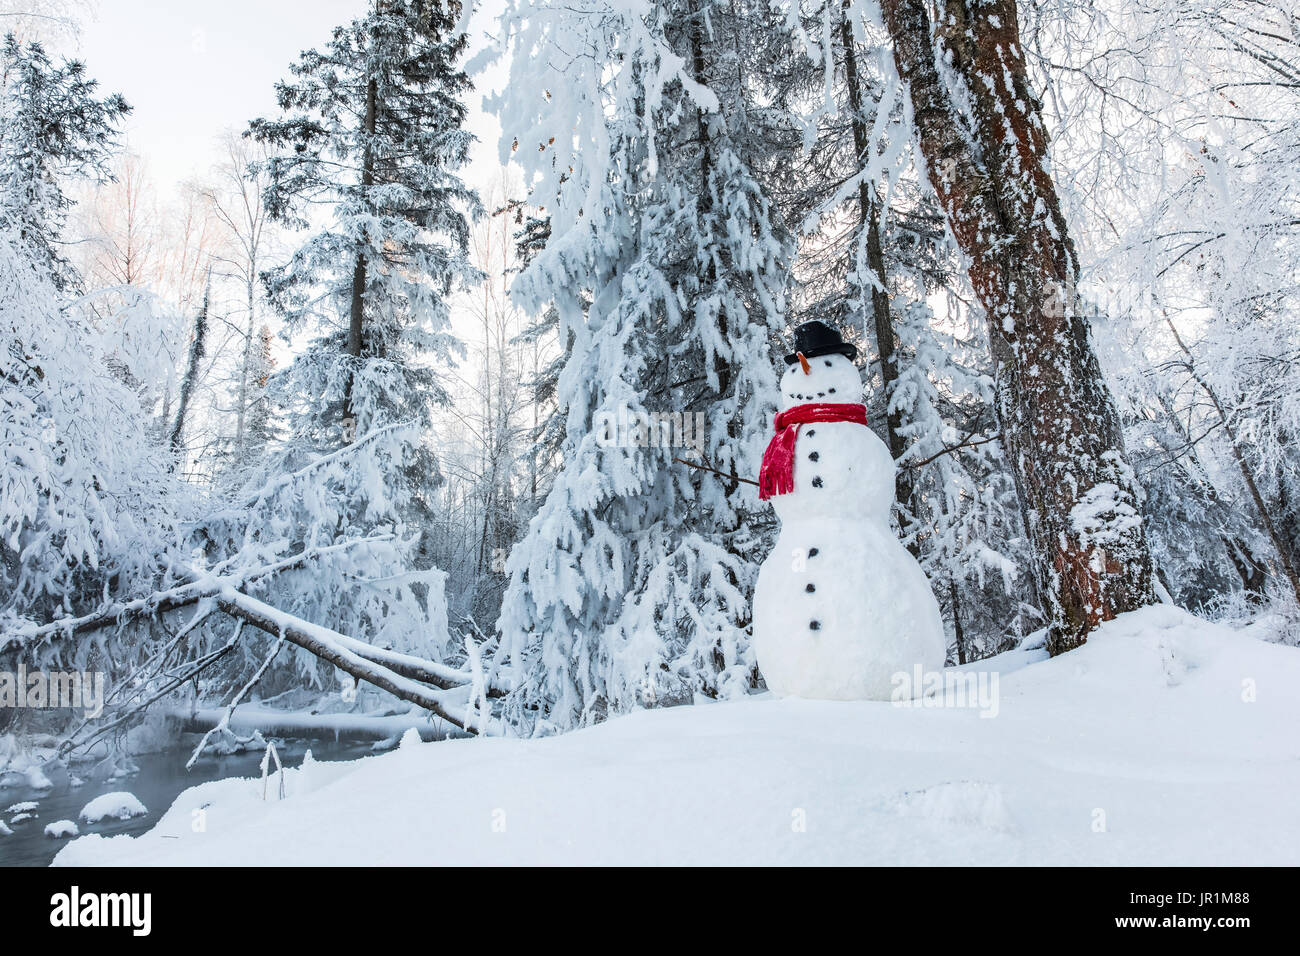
[64,0,509,200]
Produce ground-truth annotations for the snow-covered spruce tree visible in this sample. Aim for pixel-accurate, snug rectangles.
[0,35,129,290]
[247,0,481,552]
[199,0,482,689]
[0,39,180,677]
[488,0,801,731]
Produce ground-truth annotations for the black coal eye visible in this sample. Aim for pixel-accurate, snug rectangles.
[828,388,836,394]
[824,360,832,367]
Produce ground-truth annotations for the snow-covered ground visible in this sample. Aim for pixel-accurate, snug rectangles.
[53,606,1299,866]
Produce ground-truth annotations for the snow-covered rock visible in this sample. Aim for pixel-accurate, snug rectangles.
[0,818,11,836]
[54,607,1300,866]
[44,819,80,838]
[5,801,38,814]
[79,792,148,823]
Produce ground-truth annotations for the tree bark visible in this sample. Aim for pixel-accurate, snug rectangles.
[878,0,1153,654]
[235,275,254,456]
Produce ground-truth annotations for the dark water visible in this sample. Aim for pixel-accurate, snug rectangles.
[0,739,376,867]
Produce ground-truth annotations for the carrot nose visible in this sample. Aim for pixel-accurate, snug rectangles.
[797,352,811,375]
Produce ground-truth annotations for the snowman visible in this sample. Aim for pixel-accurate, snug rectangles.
[752,320,946,700]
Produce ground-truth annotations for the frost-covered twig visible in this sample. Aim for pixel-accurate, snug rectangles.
[189,627,284,769]
[260,739,285,800]
[59,623,244,757]
[902,431,1002,470]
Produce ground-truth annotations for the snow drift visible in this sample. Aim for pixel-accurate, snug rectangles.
[54,607,1300,866]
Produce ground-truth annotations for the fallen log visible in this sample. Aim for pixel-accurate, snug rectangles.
[214,588,499,735]
[171,706,455,743]
[15,546,507,735]
[5,537,394,649]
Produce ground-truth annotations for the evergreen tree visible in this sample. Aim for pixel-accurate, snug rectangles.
[490,0,802,731]
[0,34,129,288]
[248,0,482,554]
[189,0,485,686]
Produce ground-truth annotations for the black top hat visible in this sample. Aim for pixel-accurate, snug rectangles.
[783,320,858,365]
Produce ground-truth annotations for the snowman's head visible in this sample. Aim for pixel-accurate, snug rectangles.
[779,351,863,411]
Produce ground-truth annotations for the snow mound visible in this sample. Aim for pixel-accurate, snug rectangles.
[5,801,38,813]
[54,607,1300,866]
[9,812,34,824]
[0,818,11,836]
[45,819,79,838]
[79,792,148,823]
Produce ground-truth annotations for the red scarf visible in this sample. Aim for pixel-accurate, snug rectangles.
[758,402,868,500]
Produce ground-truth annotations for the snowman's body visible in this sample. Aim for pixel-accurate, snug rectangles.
[752,351,946,700]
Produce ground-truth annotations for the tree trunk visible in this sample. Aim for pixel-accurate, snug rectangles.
[215,589,491,733]
[879,0,1153,654]
[949,576,966,665]
[838,2,914,529]
[688,1,746,652]
[344,74,378,434]
[689,3,732,494]
[170,276,211,458]
[235,272,256,457]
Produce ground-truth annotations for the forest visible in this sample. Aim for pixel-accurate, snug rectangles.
[0,0,1297,777]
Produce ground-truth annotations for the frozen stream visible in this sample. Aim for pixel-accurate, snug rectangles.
[0,739,374,867]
